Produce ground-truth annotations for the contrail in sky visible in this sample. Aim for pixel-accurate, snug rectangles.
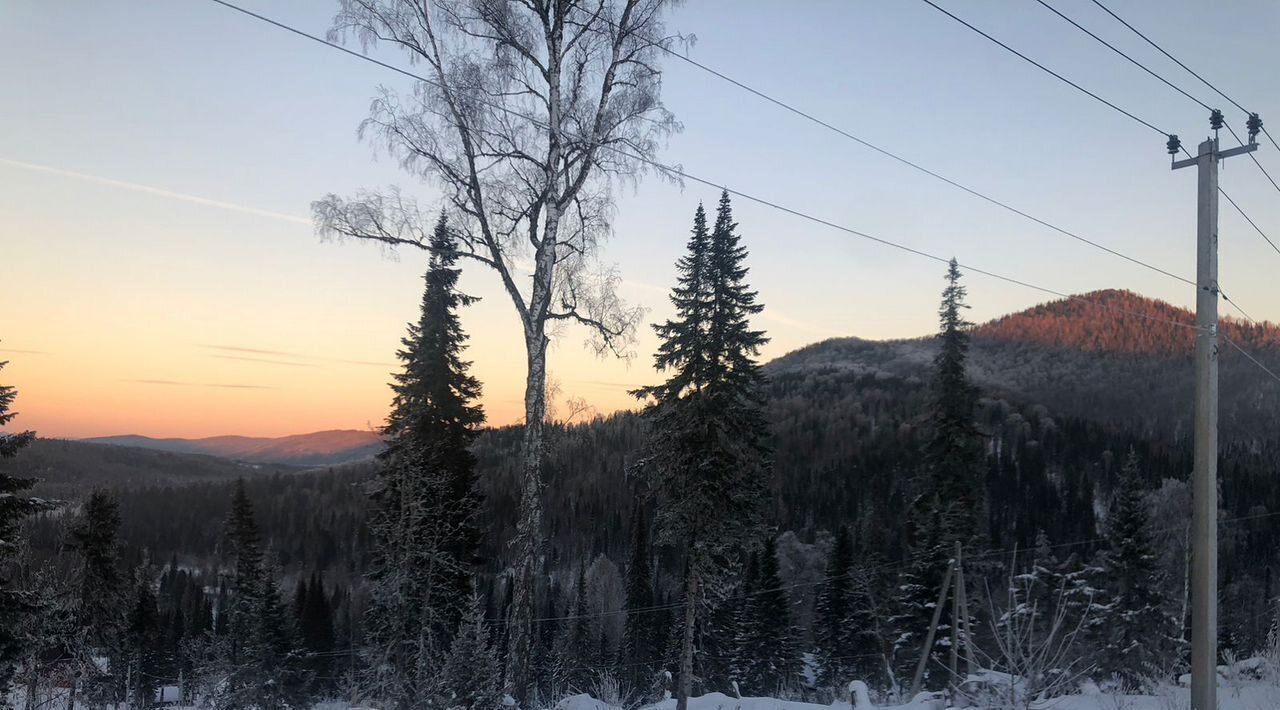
[0,157,311,225]
[2,158,841,337]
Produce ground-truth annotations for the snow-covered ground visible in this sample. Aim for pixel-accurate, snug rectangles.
[551,674,1280,710]
[14,671,1280,710]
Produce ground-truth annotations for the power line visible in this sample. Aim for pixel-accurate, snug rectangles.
[1220,290,1262,327]
[1224,124,1280,195]
[1032,0,1211,111]
[1223,336,1280,385]
[1219,185,1280,258]
[209,1,1280,384]
[917,0,1168,136]
[1086,0,1280,210]
[205,0,1206,336]
[1022,0,1280,289]
[610,14,1195,288]
[1087,0,1273,148]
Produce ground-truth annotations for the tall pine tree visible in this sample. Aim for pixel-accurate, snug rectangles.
[633,193,771,710]
[299,571,336,696]
[219,480,309,709]
[621,504,660,690]
[735,536,799,695]
[66,488,126,704]
[815,527,854,688]
[364,215,485,708]
[125,562,161,709]
[891,259,983,687]
[441,595,502,710]
[0,355,56,695]
[1100,450,1180,683]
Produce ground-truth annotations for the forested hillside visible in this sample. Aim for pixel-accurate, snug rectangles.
[9,290,1280,706]
[774,290,1280,439]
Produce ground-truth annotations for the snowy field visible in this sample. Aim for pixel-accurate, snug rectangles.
[13,667,1280,710]
[11,685,1280,710]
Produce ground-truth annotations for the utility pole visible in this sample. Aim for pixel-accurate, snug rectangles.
[909,556,955,698]
[1170,111,1260,710]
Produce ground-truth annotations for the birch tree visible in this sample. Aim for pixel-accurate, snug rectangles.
[312,0,680,696]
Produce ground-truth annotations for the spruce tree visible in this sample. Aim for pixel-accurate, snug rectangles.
[226,479,264,668]
[441,595,502,710]
[1101,451,1180,683]
[126,563,161,709]
[66,488,126,703]
[0,356,56,695]
[891,259,983,686]
[365,215,485,708]
[924,258,984,540]
[815,527,854,688]
[299,571,336,696]
[633,193,771,710]
[736,537,798,695]
[219,481,309,709]
[293,574,310,623]
[622,504,659,689]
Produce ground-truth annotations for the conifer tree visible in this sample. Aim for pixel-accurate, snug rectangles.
[726,549,760,690]
[126,563,161,709]
[891,260,983,686]
[226,479,264,668]
[441,595,502,710]
[219,481,309,709]
[0,356,56,695]
[294,574,310,623]
[66,488,126,703]
[633,193,771,710]
[299,571,336,696]
[364,215,485,708]
[815,527,854,688]
[551,562,595,691]
[736,537,798,695]
[924,259,984,541]
[1100,451,1180,683]
[622,504,659,688]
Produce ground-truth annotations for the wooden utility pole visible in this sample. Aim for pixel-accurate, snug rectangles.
[954,542,977,677]
[909,557,956,698]
[1171,120,1258,710]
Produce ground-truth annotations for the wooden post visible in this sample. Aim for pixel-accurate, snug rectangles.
[909,557,955,698]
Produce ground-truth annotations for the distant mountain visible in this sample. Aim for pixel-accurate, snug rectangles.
[977,288,1280,355]
[81,429,384,467]
[1,438,303,501]
[769,289,1280,441]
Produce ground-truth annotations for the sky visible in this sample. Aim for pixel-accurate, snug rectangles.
[2,0,1278,439]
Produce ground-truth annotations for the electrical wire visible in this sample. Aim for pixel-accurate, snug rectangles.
[1087,0,1272,150]
[1223,336,1280,385]
[1219,185,1280,258]
[916,0,1168,136]
[1032,0,1212,111]
[206,1,1280,410]
[598,11,1196,288]
[204,0,1209,337]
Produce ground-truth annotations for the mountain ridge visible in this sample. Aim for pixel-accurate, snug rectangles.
[769,289,1280,440]
[81,428,383,466]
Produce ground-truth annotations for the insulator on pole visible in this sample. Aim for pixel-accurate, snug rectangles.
[1167,134,1182,155]
[1247,113,1263,143]
[1209,109,1224,131]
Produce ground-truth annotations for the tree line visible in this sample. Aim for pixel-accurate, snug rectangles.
[9,189,1276,708]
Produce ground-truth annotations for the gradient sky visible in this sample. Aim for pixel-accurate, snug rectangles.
[3,0,1278,439]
